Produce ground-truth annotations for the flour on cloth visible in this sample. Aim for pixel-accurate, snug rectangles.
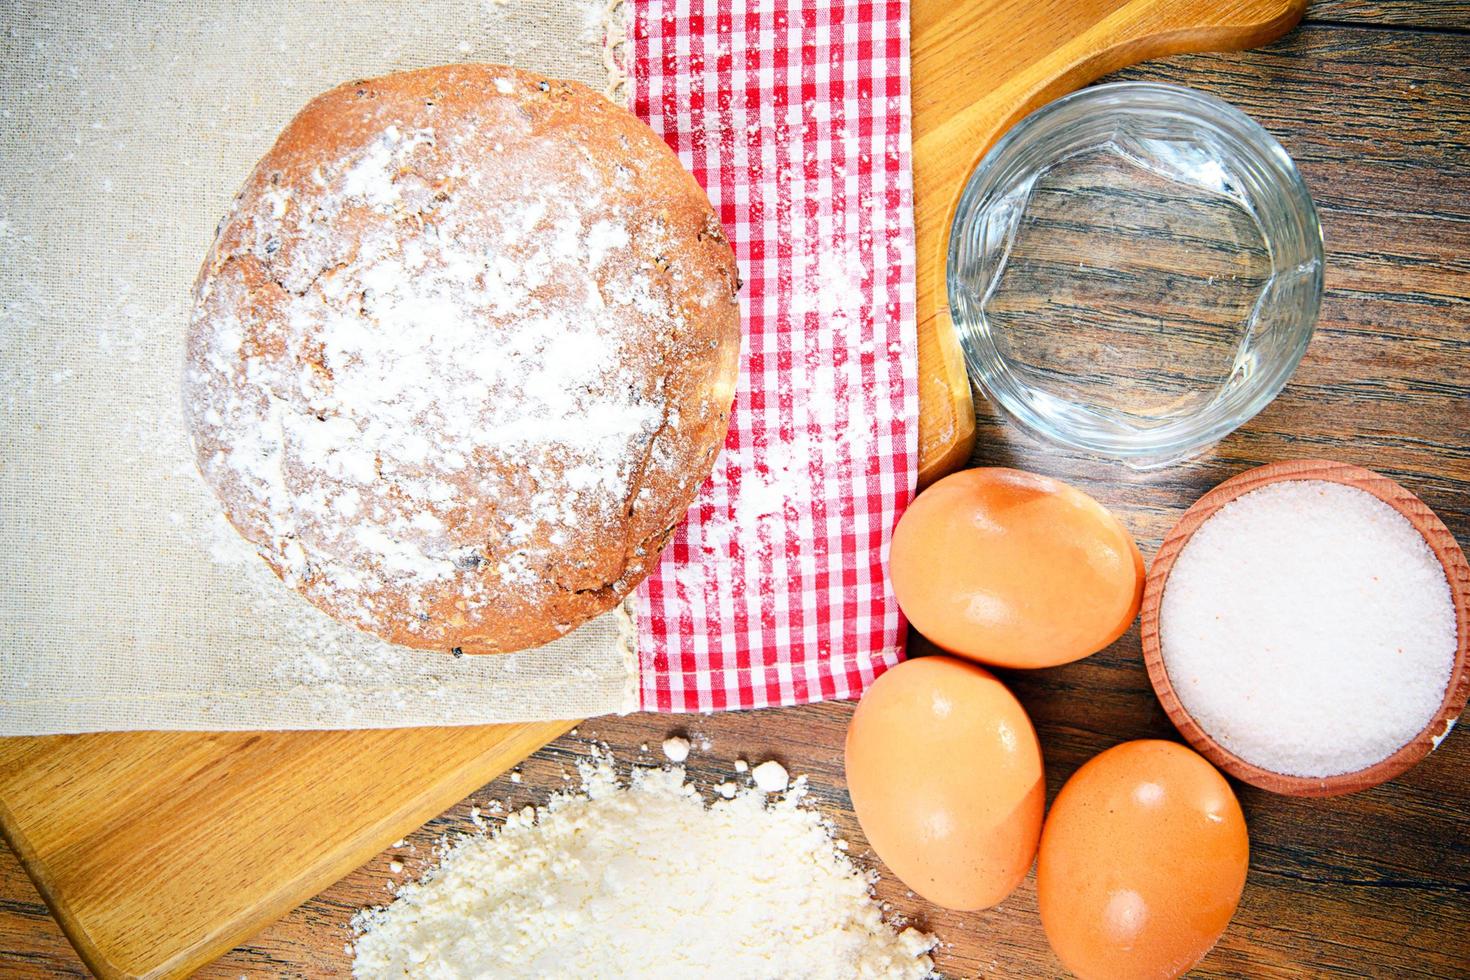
[631,0,921,711]
[0,0,639,735]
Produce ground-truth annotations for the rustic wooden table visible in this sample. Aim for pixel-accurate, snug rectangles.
[4,1,1467,976]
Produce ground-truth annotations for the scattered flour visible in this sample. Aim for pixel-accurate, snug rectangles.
[0,0,644,733]
[1160,479,1457,777]
[350,756,935,978]
[752,759,790,793]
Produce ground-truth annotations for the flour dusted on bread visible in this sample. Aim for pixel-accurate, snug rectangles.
[185,65,740,654]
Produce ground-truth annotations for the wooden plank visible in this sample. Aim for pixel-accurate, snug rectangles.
[967,22,1470,519]
[112,695,1470,979]
[1307,0,1470,29]
[0,722,573,979]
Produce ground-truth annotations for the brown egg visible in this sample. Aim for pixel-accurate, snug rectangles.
[1037,740,1249,980]
[889,467,1144,669]
[845,656,1044,910]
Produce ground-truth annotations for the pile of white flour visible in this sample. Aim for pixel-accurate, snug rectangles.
[351,756,935,978]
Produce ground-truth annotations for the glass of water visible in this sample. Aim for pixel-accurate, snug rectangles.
[948,82,1323,468]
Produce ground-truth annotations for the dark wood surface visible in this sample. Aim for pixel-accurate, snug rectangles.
[4,1,1468,976]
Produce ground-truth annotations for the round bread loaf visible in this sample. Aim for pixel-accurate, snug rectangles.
[185,65,740,654]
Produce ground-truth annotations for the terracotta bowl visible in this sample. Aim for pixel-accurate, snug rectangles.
[1140,459,1470,797]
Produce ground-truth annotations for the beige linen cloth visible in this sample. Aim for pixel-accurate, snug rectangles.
[0,0,642,734]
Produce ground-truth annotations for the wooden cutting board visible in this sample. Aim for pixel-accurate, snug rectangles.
[911,0,1306,485]
[0,2,1304,976]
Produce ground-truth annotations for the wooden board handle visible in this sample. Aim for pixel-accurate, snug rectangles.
[910,0,1308,486]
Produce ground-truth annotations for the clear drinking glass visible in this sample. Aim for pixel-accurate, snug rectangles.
[947,82,1324,468]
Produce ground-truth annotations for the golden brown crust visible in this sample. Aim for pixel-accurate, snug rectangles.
[185,65,740,654]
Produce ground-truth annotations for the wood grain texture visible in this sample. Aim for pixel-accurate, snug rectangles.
[1140,459,1470,798]
[4,3,1470,979]
[0,722,573,979]
[909,0,1307,485]
[1309,0,1470,28]
[10,693,1466,979]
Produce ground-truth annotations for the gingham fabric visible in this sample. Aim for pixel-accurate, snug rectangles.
[631,0,920,711]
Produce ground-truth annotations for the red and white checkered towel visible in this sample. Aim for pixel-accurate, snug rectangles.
[631,0,920,711]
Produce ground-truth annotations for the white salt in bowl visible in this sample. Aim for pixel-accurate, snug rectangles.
[1140,459,1470,797]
